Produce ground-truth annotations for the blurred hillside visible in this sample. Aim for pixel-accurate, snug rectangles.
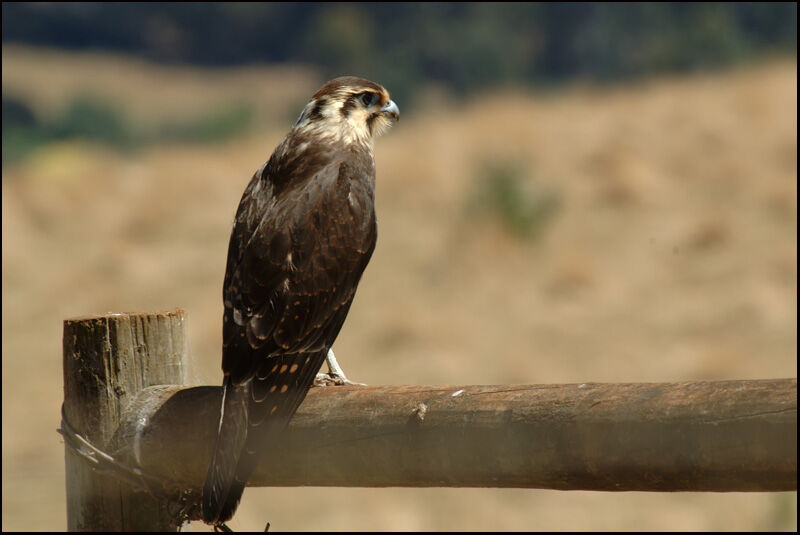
[3,3,796,165]
[1,42,796,530]
[1,44,321,164]
[3,3,797,100]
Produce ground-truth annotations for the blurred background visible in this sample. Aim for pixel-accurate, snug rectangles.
[2,2,796,531]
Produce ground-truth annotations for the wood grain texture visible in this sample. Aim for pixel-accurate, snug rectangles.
[113,379,797,492]
[62,309,188,531]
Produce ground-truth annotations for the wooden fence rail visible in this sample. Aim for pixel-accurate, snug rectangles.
[62,310,797,531]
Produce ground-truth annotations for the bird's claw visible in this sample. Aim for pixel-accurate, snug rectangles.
[313,372,367,387]
[314,348,366,387]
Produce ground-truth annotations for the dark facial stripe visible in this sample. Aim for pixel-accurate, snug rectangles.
[366,113,379,135]
[340,95,358,118]
[305,100,325,122]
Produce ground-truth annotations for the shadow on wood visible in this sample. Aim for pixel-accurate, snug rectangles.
[112,380,797,492]
[62,310,798,531]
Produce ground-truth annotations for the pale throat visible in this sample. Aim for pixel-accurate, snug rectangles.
[293,97,376,151]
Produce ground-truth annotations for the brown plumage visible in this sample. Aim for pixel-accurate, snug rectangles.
[202,77,398,525]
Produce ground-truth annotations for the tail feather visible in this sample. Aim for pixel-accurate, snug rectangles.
[203,350,327,524]
[202,376,249,524]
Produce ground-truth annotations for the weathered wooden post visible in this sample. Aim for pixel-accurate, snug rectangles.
[60,308,798,530]
[62,309,189,531]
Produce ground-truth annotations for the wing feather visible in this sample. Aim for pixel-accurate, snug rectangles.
[222,155,376,382]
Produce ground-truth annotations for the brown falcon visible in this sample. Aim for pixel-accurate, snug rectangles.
[202,77,399,525]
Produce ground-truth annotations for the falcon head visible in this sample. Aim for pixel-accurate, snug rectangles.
[293,76,399,148]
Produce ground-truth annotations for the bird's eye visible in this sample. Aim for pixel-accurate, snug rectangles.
[360,92,378,107]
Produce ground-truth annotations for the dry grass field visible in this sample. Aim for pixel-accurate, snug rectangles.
[2,46,796,531]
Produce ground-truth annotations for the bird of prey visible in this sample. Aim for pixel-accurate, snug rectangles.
[202,77,399,525]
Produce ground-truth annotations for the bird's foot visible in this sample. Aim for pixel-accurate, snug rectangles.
[313,349,367,387]
[313,371,366,387]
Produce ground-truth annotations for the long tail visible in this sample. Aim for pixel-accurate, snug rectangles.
[202,374,249,525]
[202,350,327,525]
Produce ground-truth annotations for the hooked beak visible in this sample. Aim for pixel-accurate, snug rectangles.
[380,100,399,122]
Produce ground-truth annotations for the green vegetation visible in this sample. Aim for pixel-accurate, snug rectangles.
[51,97,135,148]
[471,160,562,241]
[1,95,253,164]
[2,3,795,164]
[155,105,253,144]
[2,3,796,106]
